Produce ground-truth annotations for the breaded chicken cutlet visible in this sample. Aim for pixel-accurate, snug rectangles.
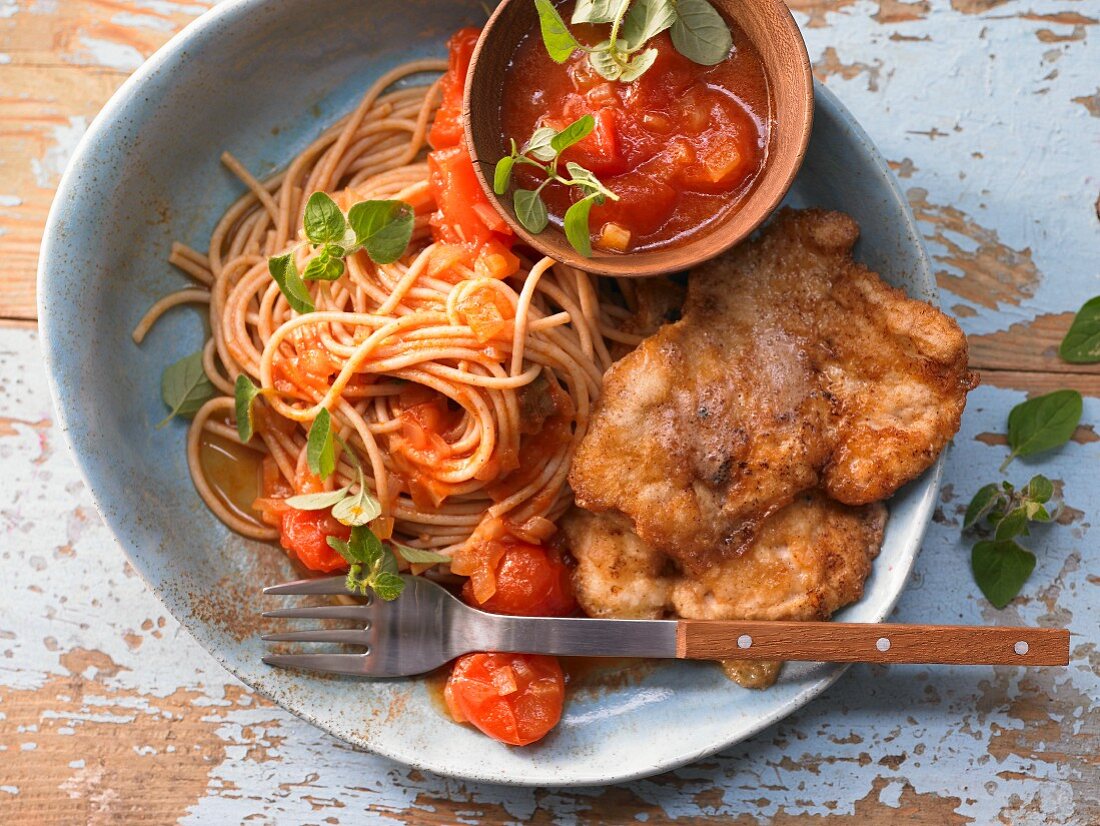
[562,493,888,687]
[570,208,976,572]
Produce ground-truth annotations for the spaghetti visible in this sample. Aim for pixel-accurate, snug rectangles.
[135,48,641,577]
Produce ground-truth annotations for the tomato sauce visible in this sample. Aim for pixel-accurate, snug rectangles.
[500,7,770,253]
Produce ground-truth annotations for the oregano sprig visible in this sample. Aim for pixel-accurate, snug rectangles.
[962,475,1058,608]
[535,0,731,83]
[267,192,415,314]
[494,116,619,256]
[286,429,382,527]
[327,525,406,601]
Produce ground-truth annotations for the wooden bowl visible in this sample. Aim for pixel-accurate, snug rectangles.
[462,0,814,277]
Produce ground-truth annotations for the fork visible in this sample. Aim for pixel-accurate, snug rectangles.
[261,575,1070,678]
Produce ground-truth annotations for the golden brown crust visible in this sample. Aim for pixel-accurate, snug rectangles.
[565,493,888,688]
[570,208,974,570]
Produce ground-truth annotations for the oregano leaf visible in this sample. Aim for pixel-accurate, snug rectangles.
[159,351,215,427]
[1002,389,1082,470]
[234,374,263,442]
[670,0,733,66]
[306,408,336,480]
[303,191,346,244]
[514,188,549,234]
[971,540,1036,609]
[534,0,582,62]
[268,253,315,314]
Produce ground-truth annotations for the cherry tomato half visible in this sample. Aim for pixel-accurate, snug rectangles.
[462,542,576,617]
[278,508,351,573]
[444,652,565,745]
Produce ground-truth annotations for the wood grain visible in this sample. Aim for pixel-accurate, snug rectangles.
[677,621,1070,665]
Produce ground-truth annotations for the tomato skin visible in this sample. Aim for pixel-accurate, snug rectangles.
[278,509,351,573]
[444,653,565,746]
[556,108,624,176]
[428,144,511,248]
[462,542,576,617]
[428,27,480,151]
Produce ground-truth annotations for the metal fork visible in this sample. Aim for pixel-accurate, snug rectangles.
[262,575,1069,678]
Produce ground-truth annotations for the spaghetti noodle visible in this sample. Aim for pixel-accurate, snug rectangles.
[136,50,640,576]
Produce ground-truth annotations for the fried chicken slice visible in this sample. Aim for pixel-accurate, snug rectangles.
[570,208,974,570]
[561,493,887,688]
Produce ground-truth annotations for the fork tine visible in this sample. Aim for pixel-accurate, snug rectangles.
[263,604,372,620]
[261,628,369,645]
[264,576,355,596]
[263,652,371,675]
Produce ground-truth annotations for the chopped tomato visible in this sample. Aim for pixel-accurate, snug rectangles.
[444,653,565,745]
[588,170,677,238]
[428,27,480,151]
[462,542,575,617]
[502,28,768,251]
[387,391,469,509]
[456,284,514,343]
[272,327,337,398]
[681,132,755,191]
[428,144,512,248]
[277,508,351,573]
[554,108,624,176]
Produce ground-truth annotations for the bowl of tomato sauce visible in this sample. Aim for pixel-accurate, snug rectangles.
[464,0,813,276]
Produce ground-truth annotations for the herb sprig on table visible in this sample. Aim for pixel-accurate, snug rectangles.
[962,389,1082,608]
[535,0,732,82]
[963,474,1057,608]
[495,115,619,256]
[267,192,414,315]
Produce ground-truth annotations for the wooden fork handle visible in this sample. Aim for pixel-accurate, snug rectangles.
[676,621,1070,666]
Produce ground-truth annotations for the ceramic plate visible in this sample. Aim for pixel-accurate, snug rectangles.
[39,0,941,786]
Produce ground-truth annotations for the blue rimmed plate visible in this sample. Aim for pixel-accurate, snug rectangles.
[39,0,940,786]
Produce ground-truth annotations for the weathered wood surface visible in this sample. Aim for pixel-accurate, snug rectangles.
[0,0,1097,823]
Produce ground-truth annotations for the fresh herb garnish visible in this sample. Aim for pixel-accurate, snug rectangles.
[1059,296,1100,364]
[392,543,452,565]
[536,0,731,82]
[286,431,382,527]
[306,408,338,480]
[668,0,732,66]
[1001,389,1083,471]
[327,525,405,601]
[234,374,263,442]
[268,253,315,314]
[284,487,351,510]
[970,540,1038,610]
[267,193,414,312]
[347,200,416,265]
[158,350,215,427]
[962,475,1057,608]
[331,466,383,526]
[303,191,346,244]
[494,116,619,256]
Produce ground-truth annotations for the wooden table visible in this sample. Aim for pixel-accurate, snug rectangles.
[1,1,1097,822]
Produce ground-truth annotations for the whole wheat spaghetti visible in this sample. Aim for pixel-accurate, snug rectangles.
[135,57,635,571]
